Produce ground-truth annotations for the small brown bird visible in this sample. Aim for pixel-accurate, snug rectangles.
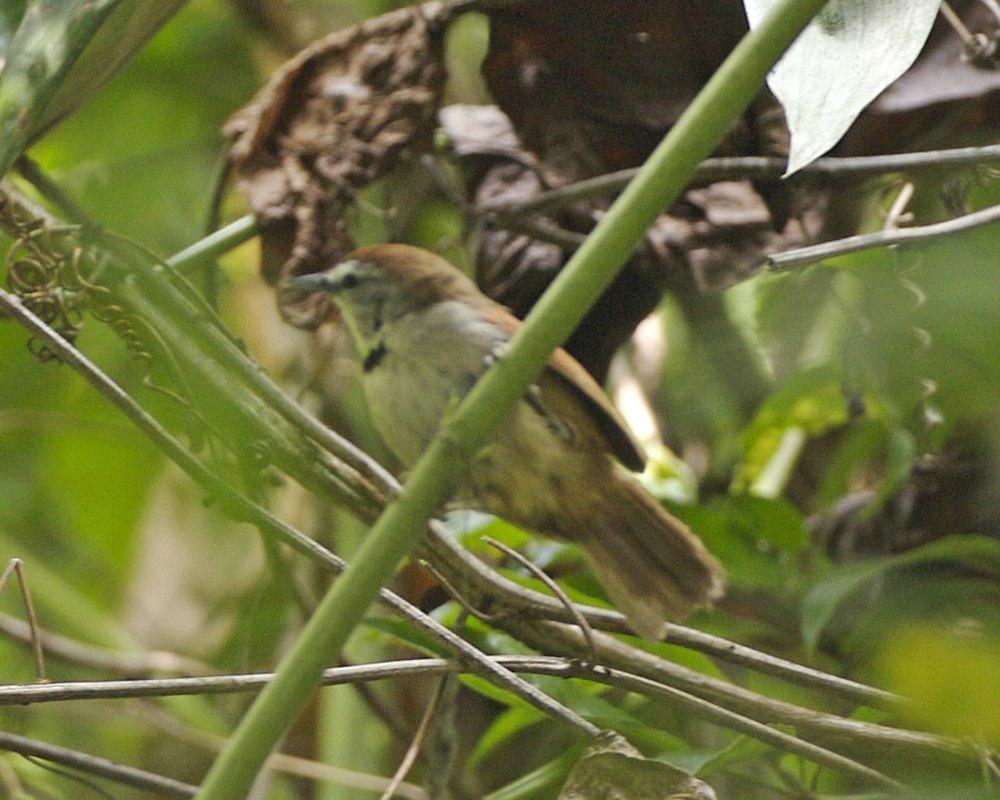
[291,244,723,636]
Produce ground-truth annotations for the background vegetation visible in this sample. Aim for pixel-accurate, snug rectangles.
[0,1,997,799]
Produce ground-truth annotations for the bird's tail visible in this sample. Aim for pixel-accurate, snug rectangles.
[578,467,724,638]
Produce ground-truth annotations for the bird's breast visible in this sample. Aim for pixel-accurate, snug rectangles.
[361,300,507,466]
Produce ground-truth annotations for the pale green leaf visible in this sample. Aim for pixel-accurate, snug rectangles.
[744,0,940,174]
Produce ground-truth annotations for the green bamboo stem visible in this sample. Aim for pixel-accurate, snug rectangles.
[195,2,832,797]
[166,214,258,272]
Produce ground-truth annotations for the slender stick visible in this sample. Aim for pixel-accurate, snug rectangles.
[589,667,902,791]
[509,620,970,771]
[379,677,446,800]
[482,536,597,664]
[767,203,1000,269]
[194,3,833,797]
[15,156,90,223]
[0,731,198,797]
[0,656,901,789]
[0,611,212,678]
[0,559,47,682]
[480,145,1000,219]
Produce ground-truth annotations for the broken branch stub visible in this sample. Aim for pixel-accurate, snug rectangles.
[224,3,449,328]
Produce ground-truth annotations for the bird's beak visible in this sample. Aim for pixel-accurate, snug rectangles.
[288,273,336,294]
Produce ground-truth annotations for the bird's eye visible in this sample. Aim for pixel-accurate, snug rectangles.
[341,272,359,289]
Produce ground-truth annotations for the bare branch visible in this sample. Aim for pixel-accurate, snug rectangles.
[507,620,973,773]
[767,203,1000,270]
[0,656,903,790]
[585,665,902,791]
[422,528,904,709]
[0,731,197,797]
[483,535,597,664]
[479,145,1000,219]
[0,611,212,679]
[14,156,90,224]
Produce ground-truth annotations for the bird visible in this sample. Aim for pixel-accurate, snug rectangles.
[290,243,723,637]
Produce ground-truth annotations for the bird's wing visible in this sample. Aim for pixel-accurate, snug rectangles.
[481,305,647,472]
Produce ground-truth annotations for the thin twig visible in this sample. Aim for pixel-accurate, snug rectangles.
[0,559,47,683]
[379,677,446,800]
[422,530,904,709]
[583,665,903,791]
[883,183,915,231]
[509,620,972,772]
[482,536,597,665]
[0,657,487,705]
[134,703,428,800]
[0,611,213,678]
[488,215,587,249]
[0,656,903,790]
[941,2,976,45]
[767,204,1000,270]
[166,215,259,273]
[0,285,596,738]
[479,145,1000,219]
[0,731,197,797]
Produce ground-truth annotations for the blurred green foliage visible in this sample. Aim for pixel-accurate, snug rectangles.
[0,1,997,799]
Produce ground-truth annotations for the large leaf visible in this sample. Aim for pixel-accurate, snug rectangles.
[0,0,186,175]
[801,535,1000,650]
[743,0,940,174]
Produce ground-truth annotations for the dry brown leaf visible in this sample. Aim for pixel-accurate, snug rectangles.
[441,104,819,379]
[224,2,449,327]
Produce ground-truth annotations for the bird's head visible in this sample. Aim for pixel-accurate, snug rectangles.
[287,244,481,348]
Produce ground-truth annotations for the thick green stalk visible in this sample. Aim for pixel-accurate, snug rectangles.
[196,1,831,797]
[166,214,258,272]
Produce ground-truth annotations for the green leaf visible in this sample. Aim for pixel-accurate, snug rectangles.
[692,734,774,777]
[744,0,940,174]
[472,705,546,764]
[558,733,715,799]
[0,0,185,175]
[483,751,580,800]
[468,672,686,762]
[727,495,810,554]
[735,367,847,493]
[669,496,809,591]
[801,535,1000,650]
